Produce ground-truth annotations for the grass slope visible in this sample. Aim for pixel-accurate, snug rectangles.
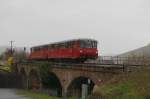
[96,67,150,99]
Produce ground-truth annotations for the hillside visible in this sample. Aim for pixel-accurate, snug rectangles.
[95,67,150,99]
[117,44,150,57]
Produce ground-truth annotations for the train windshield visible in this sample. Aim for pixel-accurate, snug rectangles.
[80,40,97,48]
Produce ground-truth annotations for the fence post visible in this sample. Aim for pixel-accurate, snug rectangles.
[117,56,118,65]
[123,64,125,72]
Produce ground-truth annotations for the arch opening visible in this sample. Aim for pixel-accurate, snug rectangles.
[41,72,62,97]
[29,69,41,89]
[67,76,95,97]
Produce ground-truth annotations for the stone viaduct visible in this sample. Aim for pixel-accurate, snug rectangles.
[16,63,124,97]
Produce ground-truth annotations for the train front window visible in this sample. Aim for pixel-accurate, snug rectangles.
[80,40,97,48]
[93,41,97,48]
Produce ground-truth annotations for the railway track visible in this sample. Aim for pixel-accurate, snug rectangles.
[18,60,142,68]
[18,61,129,73]
[17,60,144,73]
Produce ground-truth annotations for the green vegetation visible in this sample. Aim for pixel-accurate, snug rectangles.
[17,90,61,99]
[95,67,150,99]
[0,56,13,73]
[0,65,11,72]
[0,60,11,73]
[38,62,53,88]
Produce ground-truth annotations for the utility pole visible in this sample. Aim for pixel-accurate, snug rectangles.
[10,40,14,55]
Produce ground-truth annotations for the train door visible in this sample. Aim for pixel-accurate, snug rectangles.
[71,40,80,59]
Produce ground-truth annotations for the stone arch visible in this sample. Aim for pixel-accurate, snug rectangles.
[20,67,28,89]
[41,71,62,97]
[67,76,95,97]
[28,69,41,89]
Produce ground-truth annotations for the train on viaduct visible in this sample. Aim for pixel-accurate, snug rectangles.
[13,38,130,97]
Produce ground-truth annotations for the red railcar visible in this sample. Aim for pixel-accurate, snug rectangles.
[29,39,98,62]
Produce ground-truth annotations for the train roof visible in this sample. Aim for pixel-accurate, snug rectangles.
[31,38,98,48]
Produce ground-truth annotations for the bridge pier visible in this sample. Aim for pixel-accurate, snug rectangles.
[26,77,29,89]
[62,87,68,99]
[39,79,43,90]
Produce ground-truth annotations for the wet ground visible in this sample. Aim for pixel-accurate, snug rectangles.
[0,88,28,99]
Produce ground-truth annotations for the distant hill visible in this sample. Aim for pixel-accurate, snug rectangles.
[117,44,150,57]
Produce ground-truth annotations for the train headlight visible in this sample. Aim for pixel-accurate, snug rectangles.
[96,51,98,54]
[80,50,83,53]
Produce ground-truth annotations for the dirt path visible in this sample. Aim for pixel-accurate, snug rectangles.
[0,88,28,99]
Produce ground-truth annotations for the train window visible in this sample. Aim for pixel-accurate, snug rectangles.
[57,43,61,48]
[51,44,55,49]
[40,47,43,50]
[80,40,90,48]
[31,48,33,52]
[34,48,37,51]
[70,42,73,48]
[59,43,61,48]
[38,47,40,51]
[66,42,73,48]
[34,47,40,51]
[92,41,97,48]
[72,41,78,48]
[42,45,48,50]
[48,45,51,50]
[33,48,36,51]
[64,43,68,48]
[62,43,66,48]
[32,48,34,51]
[95,41,97,48]
[80,40,97,48]
[54,44,58,49]
[49,44,56,50]
[60,43,65,49]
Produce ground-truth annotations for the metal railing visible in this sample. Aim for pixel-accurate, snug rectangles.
[18,56,150,66]
[98,56,150,66]
[17,56,150,73]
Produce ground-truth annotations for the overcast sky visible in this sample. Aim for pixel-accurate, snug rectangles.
[0,0,150,55]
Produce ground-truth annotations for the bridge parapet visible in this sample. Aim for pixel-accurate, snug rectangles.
[52,63,124,73]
